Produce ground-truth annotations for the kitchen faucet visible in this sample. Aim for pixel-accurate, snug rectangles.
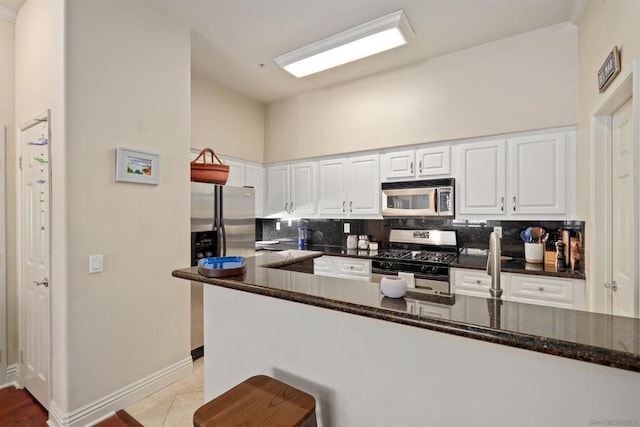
[486,231,503,298]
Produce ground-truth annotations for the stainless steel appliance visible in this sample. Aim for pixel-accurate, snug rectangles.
[381,178,454,217]
[371,229,459,295]
[190,183,255,358]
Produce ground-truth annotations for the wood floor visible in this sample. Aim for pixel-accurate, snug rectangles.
[0,386,143,426]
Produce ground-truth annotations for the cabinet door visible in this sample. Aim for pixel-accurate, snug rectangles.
[290,161,316,216]
[458,140,506,215]
[266,165,289,217]
[318,158,348,216]
[347,154,380,216]
[245,164,265,217]
[452,268,495,298]
[416,145,450,177]
[219,156,245,187]
[509,133,566,215]
[380,150,415,181]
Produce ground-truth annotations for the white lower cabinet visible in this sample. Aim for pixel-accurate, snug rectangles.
[509,273,585,310]
[313,256,371,282]
[451,268,586,310]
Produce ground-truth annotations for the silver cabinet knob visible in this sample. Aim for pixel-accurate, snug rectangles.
[538,286,544,292]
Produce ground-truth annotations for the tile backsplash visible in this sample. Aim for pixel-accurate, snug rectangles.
[257,218,585,272]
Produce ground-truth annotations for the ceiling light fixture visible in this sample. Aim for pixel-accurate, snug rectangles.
[274,10,414,78]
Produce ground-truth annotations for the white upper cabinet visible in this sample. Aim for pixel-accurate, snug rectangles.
[218,155,264,217]
[318,158,348,216]
[290,162,316,216]
[347,154,380,216]
[244,164,265,217]
[218,156,245,187]
[318,154,380,217]
[458,139,507,215]
[416,146,451,177]
[457,130,573,218]
[265,162,316,217]
[381,145,451,181]
[381,150,415,180]
[508,132,566,215]
[265,165,289,217]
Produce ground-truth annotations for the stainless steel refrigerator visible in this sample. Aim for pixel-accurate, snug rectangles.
[190,183,255,357]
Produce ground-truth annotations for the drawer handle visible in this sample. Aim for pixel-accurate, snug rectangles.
[538,286,544,292]
[476,280,481,284]
[349,266,354,269]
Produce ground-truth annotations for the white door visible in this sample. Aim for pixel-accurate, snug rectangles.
[458,140,506,215]
[318,158,347,216]
[290,161,316,216]
[610,99,636,317]
[265,165,289,217]
[20,112,51,409]
[509,133,566,215]
[347,154,380,216]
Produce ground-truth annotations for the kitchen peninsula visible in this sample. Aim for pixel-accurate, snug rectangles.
[173,251,640,426]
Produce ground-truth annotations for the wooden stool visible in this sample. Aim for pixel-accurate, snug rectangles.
[194,375,317,427]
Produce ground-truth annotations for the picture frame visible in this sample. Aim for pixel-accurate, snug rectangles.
[115,147,160,185]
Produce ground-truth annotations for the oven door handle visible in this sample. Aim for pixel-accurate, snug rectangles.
[413,273,449,282]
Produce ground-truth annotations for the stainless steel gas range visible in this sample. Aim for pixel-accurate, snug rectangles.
[371,229,459,296]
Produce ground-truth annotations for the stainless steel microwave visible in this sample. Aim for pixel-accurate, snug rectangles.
[381,178,455,217]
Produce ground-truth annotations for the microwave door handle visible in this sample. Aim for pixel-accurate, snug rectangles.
[434,188,438,215]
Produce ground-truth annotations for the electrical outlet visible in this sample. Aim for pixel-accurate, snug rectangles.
[494,226,502,238]
[344,223,350,233]
[276,221,281,231]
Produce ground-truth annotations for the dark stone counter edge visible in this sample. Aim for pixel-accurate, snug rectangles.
[173,268,639,373]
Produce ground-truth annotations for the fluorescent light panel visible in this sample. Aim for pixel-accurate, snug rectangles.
[274,10,414,78]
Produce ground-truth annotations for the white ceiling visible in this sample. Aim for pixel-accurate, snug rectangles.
[2,0,585,104]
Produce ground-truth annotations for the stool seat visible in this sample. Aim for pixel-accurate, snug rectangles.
[194,375,316,427]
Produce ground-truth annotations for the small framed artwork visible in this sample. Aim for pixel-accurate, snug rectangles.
[115,147,160,185]
[597,46,621,93]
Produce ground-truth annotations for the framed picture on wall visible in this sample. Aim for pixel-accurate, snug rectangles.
[115,147,160,185]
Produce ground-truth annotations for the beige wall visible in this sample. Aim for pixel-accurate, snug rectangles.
[63,0,191,411]
[577,0,640,218]
[191,70,265,163]
[0,15,16,370]
[16,0,191,415]
[265,23,578,163]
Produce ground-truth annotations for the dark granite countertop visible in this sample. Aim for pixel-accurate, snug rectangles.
[174,251,639,372]
[451,251,586,280]
[259,243,586,279]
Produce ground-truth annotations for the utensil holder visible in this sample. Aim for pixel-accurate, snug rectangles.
[524,243,544,264]
[191,148,229,184]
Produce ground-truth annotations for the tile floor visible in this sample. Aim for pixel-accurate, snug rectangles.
[125,357,204,426]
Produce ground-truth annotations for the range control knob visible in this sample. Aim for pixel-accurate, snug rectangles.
[381,261,393,270]
[196,252,204,259]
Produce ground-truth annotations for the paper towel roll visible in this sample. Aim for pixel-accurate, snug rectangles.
[398,272,415,289]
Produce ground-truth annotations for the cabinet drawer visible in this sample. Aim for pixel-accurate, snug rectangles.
[334,257,371,278]
[313,256,333,275]
[509,274,574,307]
[452,268,493,298]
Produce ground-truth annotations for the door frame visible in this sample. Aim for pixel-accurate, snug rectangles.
[589,61,640,315]
[16,110,52,402]
[0,125,6,385]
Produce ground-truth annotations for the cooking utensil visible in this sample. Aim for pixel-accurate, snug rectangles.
[520,227,532,243]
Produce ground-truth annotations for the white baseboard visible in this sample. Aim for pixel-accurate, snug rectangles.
[47,356,192,427]
[0,363,21,389]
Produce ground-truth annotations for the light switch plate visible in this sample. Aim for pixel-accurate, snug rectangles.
[89,255,103,274]
[276,221,281,231]
[344,223,350,233]
[494,226,502,238]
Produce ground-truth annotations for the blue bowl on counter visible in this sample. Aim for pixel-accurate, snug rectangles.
[198,256,246,278]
